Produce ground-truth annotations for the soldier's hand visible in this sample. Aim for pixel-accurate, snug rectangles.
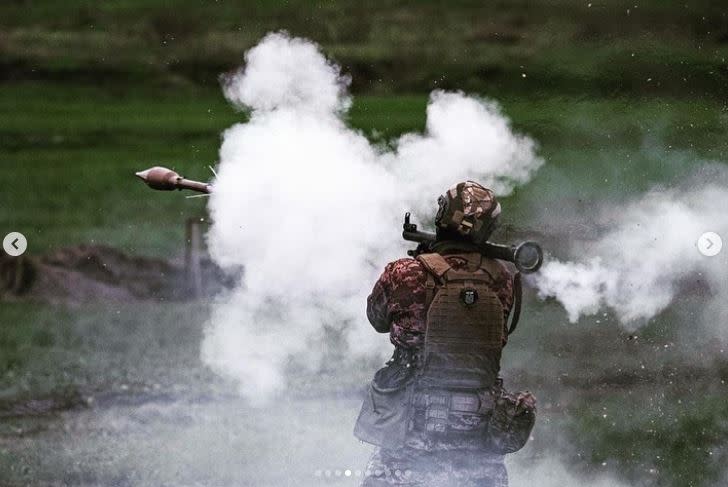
[515,391,536,414]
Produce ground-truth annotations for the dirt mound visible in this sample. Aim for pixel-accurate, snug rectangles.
[0,245,233,304]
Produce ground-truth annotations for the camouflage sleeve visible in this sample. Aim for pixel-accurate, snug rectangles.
[366,262,397,333]
[492,262,515,345]
[366,258,428,336]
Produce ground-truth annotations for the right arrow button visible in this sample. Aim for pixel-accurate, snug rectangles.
[698,232,722,257]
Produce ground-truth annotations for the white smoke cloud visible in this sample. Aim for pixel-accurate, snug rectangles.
[534,181,728,328]
[202,32,543,400]
[223,32,350,115]
[389,91,541,215]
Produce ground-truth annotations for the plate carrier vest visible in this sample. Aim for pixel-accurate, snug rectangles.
[354,251,518,451]
[416,251,505,390]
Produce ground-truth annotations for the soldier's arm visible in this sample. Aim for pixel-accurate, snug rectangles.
[366,263,395,333]
[495,264,515,346]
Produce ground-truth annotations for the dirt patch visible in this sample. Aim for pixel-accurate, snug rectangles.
[0,244,233,304]
[0,389,86,419]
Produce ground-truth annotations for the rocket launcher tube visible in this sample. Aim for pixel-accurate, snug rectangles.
[135,166,212,194]
[402,212,543,273]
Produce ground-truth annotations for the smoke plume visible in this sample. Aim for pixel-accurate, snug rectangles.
[201,32,543,400]
[533,174,728,329]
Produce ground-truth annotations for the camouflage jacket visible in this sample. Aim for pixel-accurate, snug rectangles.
[367,243,514,349]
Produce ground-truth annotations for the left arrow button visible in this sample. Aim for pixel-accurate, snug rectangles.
[3,232,27,257]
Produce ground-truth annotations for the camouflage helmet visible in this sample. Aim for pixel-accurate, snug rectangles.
[435,181,501,244]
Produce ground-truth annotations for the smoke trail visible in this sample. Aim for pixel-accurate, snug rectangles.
[201,32,543,400]
[533,174,728,329]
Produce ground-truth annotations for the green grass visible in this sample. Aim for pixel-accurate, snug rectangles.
[0,301,213,402]
[1,83,227,254]
[3,83,726,255]
[571,391,728,487]
[2,0,727,256]
[1,0,727,96]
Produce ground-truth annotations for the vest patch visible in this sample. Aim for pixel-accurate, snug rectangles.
[460,288,479,306]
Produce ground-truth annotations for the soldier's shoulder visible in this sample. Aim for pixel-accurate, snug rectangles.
[489,256,512,272]
[385,257,425,272]
[481,256,514,280]
[383,257,427,280]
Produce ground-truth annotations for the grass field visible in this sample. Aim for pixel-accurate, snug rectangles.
[3,82,727,255]
[3,0,728,255]
[2,0,727,97]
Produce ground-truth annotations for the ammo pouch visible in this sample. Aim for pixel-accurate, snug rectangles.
[486,388,536,454]
[405,386,495,451]
[354,361,537,454]
[353,360,416,448]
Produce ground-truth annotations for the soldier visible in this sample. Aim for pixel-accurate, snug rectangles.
[354,181,536,487]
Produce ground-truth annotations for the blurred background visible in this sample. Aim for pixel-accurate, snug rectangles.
[1,1,728,486]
